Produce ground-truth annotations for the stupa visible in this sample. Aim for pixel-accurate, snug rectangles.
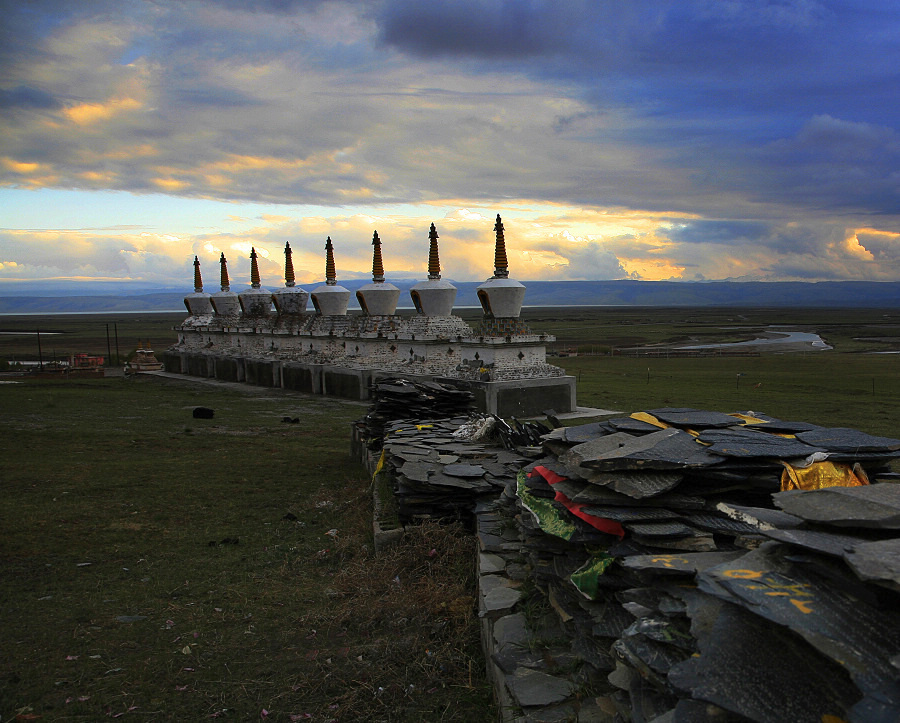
[271,242,309,315]
[476,215,527,326]
[238,247,273,316]
[409,224,457,316]
[128,340,164,372]
[309,237,350,316]
[184,255,214,316]
[356,231,400,315]
[168,218,576,416]
[210,253,240,317]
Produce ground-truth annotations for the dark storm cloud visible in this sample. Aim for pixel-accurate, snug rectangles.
[0,85,61,111]
[666,221,772,246]
[378,0,574,59]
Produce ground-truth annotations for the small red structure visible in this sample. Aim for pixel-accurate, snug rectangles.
[70,353,105,369]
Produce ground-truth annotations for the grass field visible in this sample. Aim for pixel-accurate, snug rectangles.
[0,376,494,721]
[2,307,899,721]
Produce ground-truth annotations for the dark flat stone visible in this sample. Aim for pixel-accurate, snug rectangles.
[580,506,678,523]
[760,527,866,558]
[774,483,900,529]
[574,484,707,510]
[699,544,900,695]
[609,471,684,499]
[699,427,824,459]
[796,427,900,453]
[849,680,900,723]
[574,429,723,471]
[668,603,859,723]
[844,538,900,592]
[443,463,486,478]
[614,632,691,677]
[647,408,742,429]
[624,616,695,652]
[398,461,433,483]
[559,431,656,468]
[624,520,700,538]
[590,602,634,638]
[714,502,805,530]
[680,512,762,535]
[563,421,613,443]
[620,550,745,574]
[737,412,822,433]
[608,417,668,434]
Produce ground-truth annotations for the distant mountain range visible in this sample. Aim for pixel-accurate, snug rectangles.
[2,279,900,313]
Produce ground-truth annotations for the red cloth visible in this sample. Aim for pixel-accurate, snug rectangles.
[530,466,625,538]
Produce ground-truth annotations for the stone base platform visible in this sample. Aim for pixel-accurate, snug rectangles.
[162,350,576,416]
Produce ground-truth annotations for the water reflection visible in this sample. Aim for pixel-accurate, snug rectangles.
[679,328,832,351]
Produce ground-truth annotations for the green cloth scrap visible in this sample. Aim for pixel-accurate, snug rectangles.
[516,469,576,541]
[570,553,615,600]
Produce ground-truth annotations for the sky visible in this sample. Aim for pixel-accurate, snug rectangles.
[2,0,900,292]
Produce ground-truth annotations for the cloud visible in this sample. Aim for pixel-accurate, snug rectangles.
[1,0,900,285]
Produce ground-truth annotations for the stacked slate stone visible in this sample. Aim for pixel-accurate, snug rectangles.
[380,416,531,525]
[358,377,475,449]
[506,407,900,722]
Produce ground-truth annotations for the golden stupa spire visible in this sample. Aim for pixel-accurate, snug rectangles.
[493,214,509,278]
[372,231,385,283]
[249,247,261,289]
[193,255,204,293]
[284,242,295,287]
[427,223,441,280]
[219,253,230,292]
[325,237,337,286]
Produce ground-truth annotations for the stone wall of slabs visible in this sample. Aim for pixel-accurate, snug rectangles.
[362,407,900,722]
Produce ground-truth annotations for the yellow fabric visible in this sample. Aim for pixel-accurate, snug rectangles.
[374,449,386,478]
[729,412,769,426]
[780,461,870,492]
[630,412,668,428]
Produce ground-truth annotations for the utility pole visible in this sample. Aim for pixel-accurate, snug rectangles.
[37,328,44,370]
[114,322,120,366]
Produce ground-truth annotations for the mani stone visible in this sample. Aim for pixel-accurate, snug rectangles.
[578,428,722,470]
[647,408,741,429]
[773,483,900,529]
[480,575,523,617]
[760,528,868,558]
[698,428,824,459]
[443,463,486,478]
[843,538,900,593]
[506,668,573,708]
[795,427,900,453]
[668,604,859,723]
[699,545,900,696]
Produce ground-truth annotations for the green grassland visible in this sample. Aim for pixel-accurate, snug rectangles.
[1,307,899,720]
[0,377,492,721]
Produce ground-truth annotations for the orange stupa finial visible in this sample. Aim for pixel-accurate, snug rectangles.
[193,255,204,293]
[372,231,385,283]
[219,253,230,291]
[427,223,441,280]
[249,247,261,288]
[325,237,337,286]
[493,214,509,278]
[284,242,295,287]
